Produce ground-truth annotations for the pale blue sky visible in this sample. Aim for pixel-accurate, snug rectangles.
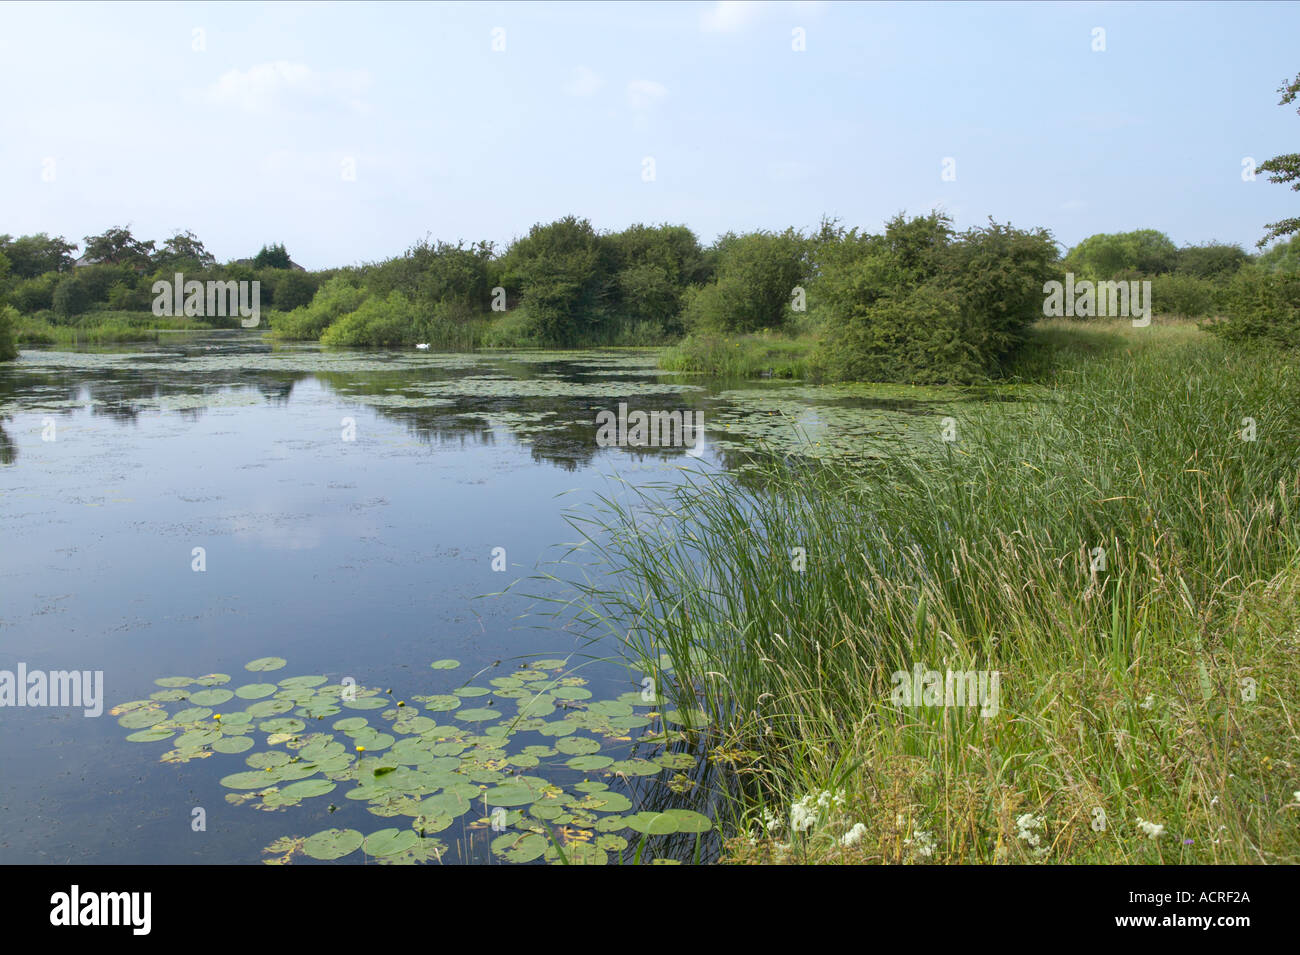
[1,0,1296,268]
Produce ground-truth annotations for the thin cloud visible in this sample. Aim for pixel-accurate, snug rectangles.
[564,66,604,97]
[205,61,372,114]
[627,79,668,110]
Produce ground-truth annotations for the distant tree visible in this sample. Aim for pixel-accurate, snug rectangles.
[1176,242,1248,280]
[1258,70,1300,248]
[681,228,809,333]
[253,243,293,269]
[0,233,78,278]
[1065,230,1178,278]
[52,276,91,317]
[82,226,155,268]
[1256,233,1300,273]
[0,305,18,362]
[155,231,216,270]
[272,271,318,310]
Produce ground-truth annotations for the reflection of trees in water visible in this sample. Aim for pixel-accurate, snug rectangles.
[2,352,734,470]
[0,420,15,465]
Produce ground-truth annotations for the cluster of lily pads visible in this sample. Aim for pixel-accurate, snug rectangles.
[112,655,712,864]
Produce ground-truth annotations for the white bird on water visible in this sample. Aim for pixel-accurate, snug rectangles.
[415,343,430,350]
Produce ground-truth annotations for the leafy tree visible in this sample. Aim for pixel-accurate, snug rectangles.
[1217,268,1300,346]
[10,273,57,313]
[1256,233,1300,273]
[681,228,809,333]
[52,276,91,317]
[1176,242,1248,280]
[155,231,216,271]
[272,271,318,311]
[0,305,18,361]
[1065,230,1178,278]
[253,243,293,270]
[1258,71,1300,247]
[82,226,155,268]
[0,233,78,278]
[498,217,613,344]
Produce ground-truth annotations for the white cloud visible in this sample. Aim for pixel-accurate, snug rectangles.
[1061,199,1087,212]
[701,1,822,33]
[205,61,372,114]
[627,79,667,110]
[700,1,764,32]
[564,66,604,97]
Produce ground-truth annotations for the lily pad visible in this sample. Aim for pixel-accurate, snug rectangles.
[235,683,278,699]
[429,659,460,670]
[303,828,363,861]
[245,657,288,672]
[363,828,419,857]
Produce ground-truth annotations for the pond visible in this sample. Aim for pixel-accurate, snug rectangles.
[0,330,997,864]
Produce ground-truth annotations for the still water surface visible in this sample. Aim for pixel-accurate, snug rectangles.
[0,332,980,863]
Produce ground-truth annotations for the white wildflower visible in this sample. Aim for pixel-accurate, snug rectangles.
[1135,817,1165,839]
[840,823,867,847]
[1139,694,1155,710]
[904,829,935,859]
[1015,812,1044,848]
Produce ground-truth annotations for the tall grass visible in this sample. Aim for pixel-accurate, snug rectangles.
[565,325,1300,863]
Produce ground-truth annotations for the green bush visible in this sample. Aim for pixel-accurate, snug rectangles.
[10,273,58,313]
[1216,267,1300,347]
[52,276,91,318]
[270,276,367,340]
[272,271,319,311]
[319,291,416,346]
[107,282,152,312]
[1151,273,1219,318]
[813,216,1059,383]
[0,304,18,360]
[681,229,808,333]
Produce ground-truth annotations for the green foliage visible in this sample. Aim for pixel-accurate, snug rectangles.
[680,228,808,333]
[1150,273,1219,318]
[1176,241,1248,279]
[74,263,139,304]
[253,243,293,270]
[499,217,612,345]
[1257,70,1300,247]
[0,233,78,278]
[1256,233,1300,273]
[270,276,367,340]
[272,270,318,311]
[319,291,417,347]
[107,282,151,312]
[814,216,1059,383]
[83,225,155,268]
[1065,229,1178,278]
[154,230,216,271]
[52,276,91,318]
[0,304,17,360]
[10,273,58,313]
[1215,266,1300,347]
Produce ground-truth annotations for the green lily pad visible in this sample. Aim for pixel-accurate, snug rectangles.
[175,729,220,749]
[245,657,288,672]
[281,779,336,800]
[189,689,234,706]
[171,707,213,724]
[456,707,501,722]
[303,828,363,860]
[235,683,277,699]
[555,736,602,756]
[660,809,712,833]
[212,736,255,754]
[429,659,460,670]
[491,831,547,863]
[118,709,167,729]
[566,755,614,771]
[363,828,419,857]
[194,674,232,686]
[154,676,192,688]
[125,727,174,743]
[221,771,277,790]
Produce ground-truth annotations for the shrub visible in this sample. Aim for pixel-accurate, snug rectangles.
[270,276,367,340]
[10,273,57,313]
[319,291,416,346]
[0,304,18,360]
[1216,267,1300,347]
[1151,273,1218,318]
[681,229,808,333]
[52,276,91,318]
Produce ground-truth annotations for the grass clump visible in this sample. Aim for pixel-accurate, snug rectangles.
[567,324,1300,864]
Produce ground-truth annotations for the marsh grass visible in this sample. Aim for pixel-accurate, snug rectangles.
[565,322,1300,863]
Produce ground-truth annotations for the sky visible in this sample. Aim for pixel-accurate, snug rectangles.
[1,0,1297,269]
